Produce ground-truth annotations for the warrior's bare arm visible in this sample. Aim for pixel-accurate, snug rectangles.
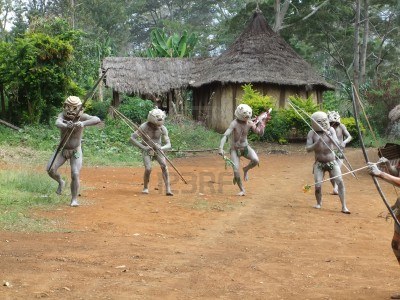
[58,113,100,128]
[251,112,271,136]
[79,113,101,127]
[130,130,150,151]
[219,123,234,155]
[340,124,352,147]
[56,113,71,128]
[368,162,400,187]
[306,131,320,152]
[160,126,171,151]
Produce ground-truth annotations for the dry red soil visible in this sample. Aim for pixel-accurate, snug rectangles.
[1,146,400,299]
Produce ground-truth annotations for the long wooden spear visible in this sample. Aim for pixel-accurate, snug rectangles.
[111,106,188,184]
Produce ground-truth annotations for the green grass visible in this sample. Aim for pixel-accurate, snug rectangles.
[0,116,222,166]
[0,169,69,231]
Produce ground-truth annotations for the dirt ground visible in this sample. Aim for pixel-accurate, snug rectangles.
[1,145,400,300]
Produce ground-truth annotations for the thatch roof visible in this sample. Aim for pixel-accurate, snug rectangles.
[190,11,333,90]
[102,11,333,95]
[102,57,204,95]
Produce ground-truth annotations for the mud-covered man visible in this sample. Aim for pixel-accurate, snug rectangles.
[47,96,101,207]
[327,111,352,195]
[306,111,350,214]
[130,108,173,196]
[218,104,270,196]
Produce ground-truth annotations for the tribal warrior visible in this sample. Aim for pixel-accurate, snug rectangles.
[46,96,101,207]
[130,108,173,196]
[306,111,350,214]
[218,104,271,196]
[327,111,352,195]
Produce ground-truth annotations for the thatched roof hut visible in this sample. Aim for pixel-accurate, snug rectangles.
[191,11,333,90]
[102,10,333,132]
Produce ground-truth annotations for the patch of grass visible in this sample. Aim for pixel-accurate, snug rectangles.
[0,169,69,231]
[0,116,222,166]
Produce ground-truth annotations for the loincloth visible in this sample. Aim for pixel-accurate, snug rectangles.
[62,148,80,159]
[233,146,249,157]
[313,160,337,173]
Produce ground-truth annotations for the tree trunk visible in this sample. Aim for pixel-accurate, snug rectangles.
[360,0,369,85]
[353,0,361,103]
[98,68,103,102]
[273,0,290,32]
[0,83,5,117]
[168,91,176,117]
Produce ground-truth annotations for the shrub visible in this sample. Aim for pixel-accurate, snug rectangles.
[240,84,274,116]
[84,99,110,120]
[118,96,156,124]
[281,96,319,140]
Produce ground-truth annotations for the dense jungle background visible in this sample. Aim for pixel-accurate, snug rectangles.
[0,0,399,138]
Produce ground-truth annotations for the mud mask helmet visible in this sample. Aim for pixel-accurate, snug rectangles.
[235,104,252,121]
[147,108,166,126]
[63,96,83,120]
[327,111,341,126]
[311,111,330,132]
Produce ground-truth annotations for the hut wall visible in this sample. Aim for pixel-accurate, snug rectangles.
[192,83,322,132]
[213,85,235,132]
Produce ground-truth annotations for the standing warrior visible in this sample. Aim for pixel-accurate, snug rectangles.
[46,96,101,207]
[306,111,350,214]
[218,104,271,196]
[327,111,352,195]
[130,108,173,196]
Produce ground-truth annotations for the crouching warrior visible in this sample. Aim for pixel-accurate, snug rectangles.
[130,108,173,196]
[46,96,101,207]
[219,104,271,196]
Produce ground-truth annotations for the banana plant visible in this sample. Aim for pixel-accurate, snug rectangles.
[146,28,197,58]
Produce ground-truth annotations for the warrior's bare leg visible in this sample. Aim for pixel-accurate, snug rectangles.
[330,165,350,214]
[331,158,343,195]
[156,155,173,196]
[142,154,152,194]
[313,164,324,209]
[243,146,259,181]
[230,150,245,196]
[69,149,82,207]
[46,152,67,195]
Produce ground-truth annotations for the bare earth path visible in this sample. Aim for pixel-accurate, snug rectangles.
[1,146,400,299]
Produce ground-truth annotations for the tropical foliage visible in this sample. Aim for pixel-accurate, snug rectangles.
[0,0,398,138]
[145,29,198,58]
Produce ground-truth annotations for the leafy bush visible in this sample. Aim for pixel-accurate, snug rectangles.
[240,84,274,116]
[85,99,110,120]
[118,96,155,124]
[261,110,289,144]
[280,96,319,140]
